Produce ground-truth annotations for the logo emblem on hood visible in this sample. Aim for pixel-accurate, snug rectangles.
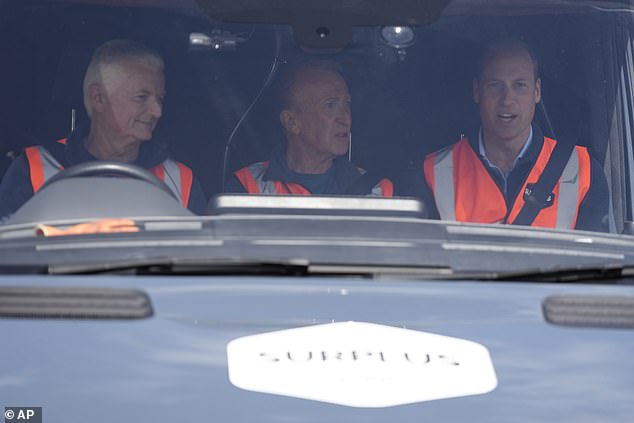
[227,321,497,407]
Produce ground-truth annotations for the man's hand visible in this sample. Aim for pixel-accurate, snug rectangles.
[35,219,139,237]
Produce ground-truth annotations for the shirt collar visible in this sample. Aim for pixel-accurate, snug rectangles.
[478,125,533,172]
[265,142,356,182]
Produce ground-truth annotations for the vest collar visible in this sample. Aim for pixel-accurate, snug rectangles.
[63,121,169,168]
[263,142,360,185]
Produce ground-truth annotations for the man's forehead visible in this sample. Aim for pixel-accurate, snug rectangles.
[105,60,164,89]
[480,49,536,79]
[293,69,349,97]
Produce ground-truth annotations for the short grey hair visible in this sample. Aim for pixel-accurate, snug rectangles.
[83,39,164,117]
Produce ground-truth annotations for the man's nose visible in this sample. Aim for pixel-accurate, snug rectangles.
[148,97,162,118]
[500,84,516,105]
[337,104,351,125]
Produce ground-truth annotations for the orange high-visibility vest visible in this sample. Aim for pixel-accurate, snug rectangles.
[25,139,194,207]
[423,137,591,229]
[234,161,394,197]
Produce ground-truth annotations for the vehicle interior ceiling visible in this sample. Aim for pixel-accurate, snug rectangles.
[0,0,631,231]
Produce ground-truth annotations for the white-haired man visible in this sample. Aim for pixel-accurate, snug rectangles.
[0,39,206,218]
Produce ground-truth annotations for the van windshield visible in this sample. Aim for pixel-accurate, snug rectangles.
[0,0,632,241]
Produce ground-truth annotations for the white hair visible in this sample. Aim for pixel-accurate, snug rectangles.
[82,39,164,117]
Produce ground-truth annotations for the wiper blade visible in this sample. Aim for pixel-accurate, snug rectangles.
[46,258,453,278]
[4,259,629,283]
[48,257,312,276]
[479,264,634,284]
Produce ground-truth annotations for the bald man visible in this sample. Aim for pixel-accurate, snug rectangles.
[227,60,393,196]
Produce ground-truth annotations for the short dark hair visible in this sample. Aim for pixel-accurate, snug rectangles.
[476,39,539,81]
[277,59,345,111]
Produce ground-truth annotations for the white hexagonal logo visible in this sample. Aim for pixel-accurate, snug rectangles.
[227,321,497,407]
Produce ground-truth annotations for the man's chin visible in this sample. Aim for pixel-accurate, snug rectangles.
[133,123,156,141]
[135,131,154,142]
[332,140,350,156]
[333,149,349,158]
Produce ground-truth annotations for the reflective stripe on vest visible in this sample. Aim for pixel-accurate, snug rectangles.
[149,159,194,207]
[25,146,65,193]
[371,177,394,197]
[235,161,394,197]
[235,162,309,194]
[25,145,193,207]
[423,137,591,229]
[150,159,193,207]
[425,145,456,221]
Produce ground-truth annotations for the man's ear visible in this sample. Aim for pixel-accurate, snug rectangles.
[535,78,542,104]
[280,109,301,135]
[88,84,107,113]
[472,78,480,103]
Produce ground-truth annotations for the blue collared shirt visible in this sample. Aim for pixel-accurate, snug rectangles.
[478,126,533,194]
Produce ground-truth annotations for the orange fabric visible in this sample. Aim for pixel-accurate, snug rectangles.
[176,162,193,207]
[576,147,591,226]
[149,162,193,206]
[235,161,311,194]
[150,165,164,181]
[35,219,138,237]
[505,138,590,227]
[506,137,556,225]
[453,139,507,223]
[235,165,263,194]
[25,147,45,193]
[379,178,394,197]
[423,152,436,193]
[236,161,391,196]
[25,143,194,206]
[274,180,311,195]
[26,145,66,193]
[426,137,591,228]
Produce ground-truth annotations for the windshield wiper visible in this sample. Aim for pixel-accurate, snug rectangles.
[2,258,631,283]
[40,258,452,278]
[46,257,312,276]
[6,258,625,282]
[474,264,634,284]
